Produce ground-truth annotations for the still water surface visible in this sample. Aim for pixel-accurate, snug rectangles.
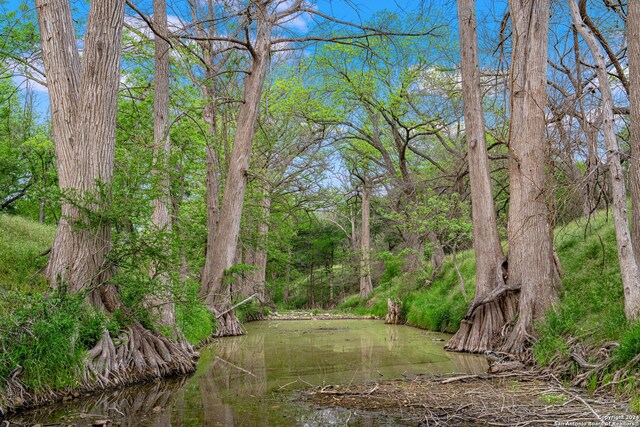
[9,319,487,426]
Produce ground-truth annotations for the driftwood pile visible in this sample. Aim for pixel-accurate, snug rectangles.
[306,371,632,426]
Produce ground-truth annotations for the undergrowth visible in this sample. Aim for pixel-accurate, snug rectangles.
[338,248,476,333]
[0,292,103,393]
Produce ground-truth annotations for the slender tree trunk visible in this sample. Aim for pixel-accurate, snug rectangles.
[359,180,373,298]
[501,0,559,355]
[200,12,272,336]
[149,0,176,329]
[427,231,445,280]
[629,0,640,271]
[252,195,271,303]
[572,0,640,319]
[446,0,517,353]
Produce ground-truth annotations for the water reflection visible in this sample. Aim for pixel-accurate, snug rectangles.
[7,320,486,426]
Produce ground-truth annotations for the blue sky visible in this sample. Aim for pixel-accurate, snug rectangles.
[0,0,508,118]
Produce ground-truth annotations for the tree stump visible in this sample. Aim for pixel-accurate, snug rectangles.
[385,298,403,324]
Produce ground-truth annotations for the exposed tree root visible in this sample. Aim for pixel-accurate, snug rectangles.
[385,298,403,324]
[446,258,519,353]
[83,323,196,388]
[445,294,518,353]
[498,320,535,359]
[1,323,197,417]
[538,338,639,394]
[214,309,245,337]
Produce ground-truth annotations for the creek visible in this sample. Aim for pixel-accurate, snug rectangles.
[7,319,487,426]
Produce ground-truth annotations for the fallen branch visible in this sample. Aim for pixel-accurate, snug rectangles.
[441,375,479,384]
[215,293,258,319]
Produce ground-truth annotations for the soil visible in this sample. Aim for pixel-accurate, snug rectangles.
[303,371,635,426]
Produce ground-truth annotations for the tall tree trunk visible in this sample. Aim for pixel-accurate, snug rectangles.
[149,0,177,329]
[37,0,194,384]
[629,0,640,271]
[572,0,640,320]
[200,12,272,336]
[39,0,81,287]
[201,143,221,288]
[252,195,271,303]
[359,180,373,298]
[446,0,517,353]
[501,0,560,355]
[427,231,445,280]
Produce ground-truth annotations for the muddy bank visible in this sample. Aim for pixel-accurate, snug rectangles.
[304,371,634,426]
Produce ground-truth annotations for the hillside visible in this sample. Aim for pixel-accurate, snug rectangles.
[0,215,55,312]
[340,210,640,398]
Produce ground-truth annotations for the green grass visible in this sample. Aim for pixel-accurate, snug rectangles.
[338,248,476,333]
[533,211,629,366]
[0,214,55,296]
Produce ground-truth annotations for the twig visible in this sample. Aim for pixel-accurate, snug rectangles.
[441,374,479,384]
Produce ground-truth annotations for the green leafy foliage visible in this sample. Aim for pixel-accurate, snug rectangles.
[176,279,215,345]
[533,211,626,365]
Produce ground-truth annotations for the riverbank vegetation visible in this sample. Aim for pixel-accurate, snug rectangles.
[2,0,640,417]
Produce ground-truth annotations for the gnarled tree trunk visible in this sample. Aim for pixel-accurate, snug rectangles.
[500,0,560,355]
[37,0,194,387]
[445,0,518,353]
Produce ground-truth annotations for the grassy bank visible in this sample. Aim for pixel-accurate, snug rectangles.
[339,210,640,395]
[0,214,214,414]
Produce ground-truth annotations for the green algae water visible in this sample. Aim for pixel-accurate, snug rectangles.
[7,319,487,426]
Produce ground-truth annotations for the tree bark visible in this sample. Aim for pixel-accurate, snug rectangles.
[572,0,640,320]
[37,0,195,384]
[501,0,560,355]
[446,0,518,354]
[38,0,81,287]
[149,0,177,329]
[252,195,271,303]
[629,0,640,272]
[200,9,272,336]
[359,180,373,298]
